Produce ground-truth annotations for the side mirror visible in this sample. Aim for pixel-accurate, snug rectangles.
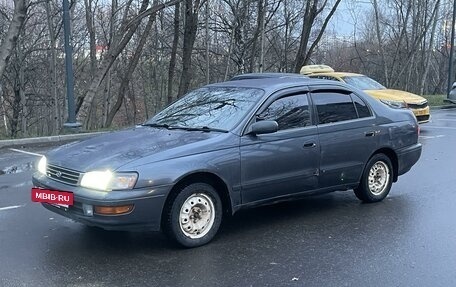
[248,120,278,135]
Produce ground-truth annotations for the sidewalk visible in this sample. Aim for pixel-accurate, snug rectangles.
[0,132,105,149]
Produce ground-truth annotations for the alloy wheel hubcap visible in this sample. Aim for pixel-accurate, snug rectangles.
[179,193,215,239]
[368,161,390,195]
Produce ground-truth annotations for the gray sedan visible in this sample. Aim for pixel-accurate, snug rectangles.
[32,78,421,247]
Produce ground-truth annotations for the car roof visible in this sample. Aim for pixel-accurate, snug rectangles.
[207,77,347,93]
[230,72,308,81]
[308,72,363,78]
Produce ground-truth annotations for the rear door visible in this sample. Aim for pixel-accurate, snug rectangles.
[310,88,378,188]
[240,90,320,204]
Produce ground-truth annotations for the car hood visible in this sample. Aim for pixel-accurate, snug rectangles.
[46,127,229,172]
[364,89,427,104]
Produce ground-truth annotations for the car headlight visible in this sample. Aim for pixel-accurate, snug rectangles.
[380,99,408,109]
[37,156,47,175]
[80,170,138,191]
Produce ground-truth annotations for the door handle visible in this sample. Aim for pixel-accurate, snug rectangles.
[303,142,316,148]
[365,130,380,137]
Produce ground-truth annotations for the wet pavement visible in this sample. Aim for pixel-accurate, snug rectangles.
[1,109,456,286]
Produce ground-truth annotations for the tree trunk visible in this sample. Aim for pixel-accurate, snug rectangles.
[372,0,389,86]
[0,0,28,80]
[419,0,440,95]
[167,2,180,104]
[391,2,440,87]
[205,0,210,83]
[177,0,201,97]
[294,0,317,73]
[84,0,97,79]
[76,0,182,125]
[294,0,342,72]
[302,0,342,66]
[0,87,8,134]
[249,0,265,73]
[105,13,157,127]
[45,0,60,135]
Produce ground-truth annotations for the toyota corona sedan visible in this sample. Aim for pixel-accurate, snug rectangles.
[32,77,422,248]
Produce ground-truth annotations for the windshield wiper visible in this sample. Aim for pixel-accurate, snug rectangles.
[143,123,228,133]
[142,123,170,129]
[169,126,229,133]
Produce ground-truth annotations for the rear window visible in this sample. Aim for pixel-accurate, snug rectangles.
[311,91,371,124]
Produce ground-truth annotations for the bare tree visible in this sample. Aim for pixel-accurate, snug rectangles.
[177,0,203,97]
[0,0,28,80]
[293,0,342,72]
[105,10,158,127]
[167,1,180,104]
[76,0,183,126]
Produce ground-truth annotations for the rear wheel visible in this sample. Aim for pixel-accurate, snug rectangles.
[163,182,222,248]
[354,154,393,203]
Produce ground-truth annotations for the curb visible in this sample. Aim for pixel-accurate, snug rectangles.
[0,132,106,149]
[431,105,456,110]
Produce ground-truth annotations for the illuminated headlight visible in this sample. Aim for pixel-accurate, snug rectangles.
[37,156,47,175]
[380,99,408,109]
[80,170,138,191]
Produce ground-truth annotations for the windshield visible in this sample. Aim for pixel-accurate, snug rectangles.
[145,87,264,131]
[342,76,386,90]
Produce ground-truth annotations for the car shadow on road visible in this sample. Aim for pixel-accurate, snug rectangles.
[48,190,409,251]
[39,190,414,286]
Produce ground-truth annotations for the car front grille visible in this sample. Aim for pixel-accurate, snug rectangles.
[46,164,81,186]
[408,102,428,109]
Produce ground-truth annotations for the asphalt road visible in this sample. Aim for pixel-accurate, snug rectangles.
[1,109,456,287]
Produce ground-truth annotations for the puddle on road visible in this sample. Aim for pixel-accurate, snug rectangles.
[0,162,33,175]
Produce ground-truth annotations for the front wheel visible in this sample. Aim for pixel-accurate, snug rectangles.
[163,183,222,248]
[354,154,393,203]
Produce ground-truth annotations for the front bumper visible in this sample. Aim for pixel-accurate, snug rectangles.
[32,173,173,231]
[410,106,430,124]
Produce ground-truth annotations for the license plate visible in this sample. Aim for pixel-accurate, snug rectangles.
[414,109,427,116]
[31,188,74,206]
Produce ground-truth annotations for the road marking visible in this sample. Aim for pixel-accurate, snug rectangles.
[434,118,456,121]
[8,148,42,157]
[0,205,24,211]
[12,181,32,188]
[423,126,456,131]
[419,135,445,139]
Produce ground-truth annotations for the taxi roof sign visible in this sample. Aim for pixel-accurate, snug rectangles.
[300,64,335,75]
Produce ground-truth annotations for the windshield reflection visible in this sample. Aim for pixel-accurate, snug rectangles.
[342,76,386,90]
[146,87,264,131]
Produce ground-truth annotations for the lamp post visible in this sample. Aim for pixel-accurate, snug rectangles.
[62,0,81,130]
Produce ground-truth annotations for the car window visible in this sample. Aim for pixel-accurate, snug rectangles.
[351,93,372,118]
[311,91,358,124]
[342,75,386,90]
[310,75,339,81]
[259,94,310,130]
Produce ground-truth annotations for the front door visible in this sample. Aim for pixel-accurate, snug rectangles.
[240,92,320,204]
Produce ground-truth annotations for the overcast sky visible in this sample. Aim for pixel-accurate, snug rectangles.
[331,0,371,36]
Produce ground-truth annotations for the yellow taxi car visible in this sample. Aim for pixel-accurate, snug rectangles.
[300,65,430,123]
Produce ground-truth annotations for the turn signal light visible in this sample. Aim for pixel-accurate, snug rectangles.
[94,205,134,215]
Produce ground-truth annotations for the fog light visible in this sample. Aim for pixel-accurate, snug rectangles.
[94,205,134,215]
[82,203,93,216]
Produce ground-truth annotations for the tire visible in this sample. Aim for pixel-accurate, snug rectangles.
[354,153,393,203]
[163,182,222,248]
